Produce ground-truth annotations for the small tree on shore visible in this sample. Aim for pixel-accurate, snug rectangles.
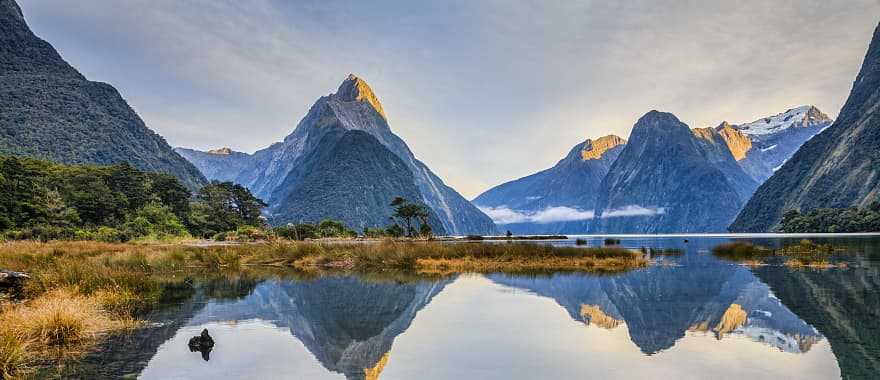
[390,197,430,237]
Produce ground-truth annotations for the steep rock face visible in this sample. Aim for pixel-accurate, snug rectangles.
[183,75,495,234]
[589,111,752,233]
[731,23,880,232]
[720,106,832,183]
[472,135,624,234]
[174,147,252,183]
[0,0,206,189]
[270,129,446,233]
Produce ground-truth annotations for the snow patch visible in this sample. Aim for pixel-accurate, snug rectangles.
[760,144,777,152]
[736,106,816,136]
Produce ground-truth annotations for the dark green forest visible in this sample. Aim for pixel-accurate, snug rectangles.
[777,203,880,233]
[0,155,265,242]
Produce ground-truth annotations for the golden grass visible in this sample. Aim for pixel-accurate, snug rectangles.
[0,328,27,380]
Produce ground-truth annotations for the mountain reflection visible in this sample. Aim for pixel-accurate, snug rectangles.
[188,275,452,380]
[488,253,822,355]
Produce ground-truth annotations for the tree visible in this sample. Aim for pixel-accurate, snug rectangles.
[149,173,191,221]
[390,197,431,237]
[190,181,267,237]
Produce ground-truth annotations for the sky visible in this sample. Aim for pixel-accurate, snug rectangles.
[17,0,880,199]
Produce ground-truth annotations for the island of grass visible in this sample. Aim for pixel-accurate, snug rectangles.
[711,239,850,268]
[0,239,646,377]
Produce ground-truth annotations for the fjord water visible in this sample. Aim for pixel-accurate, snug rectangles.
[62,236,880,380]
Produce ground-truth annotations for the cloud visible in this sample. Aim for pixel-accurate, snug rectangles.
[478,206,594,224]
[480,204,666,224]
[601,205,666,218]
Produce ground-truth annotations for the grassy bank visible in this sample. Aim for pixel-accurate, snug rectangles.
[0,240,646,377]
[711,240,850,268]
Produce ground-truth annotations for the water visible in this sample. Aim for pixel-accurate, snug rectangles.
[54,236,880,379]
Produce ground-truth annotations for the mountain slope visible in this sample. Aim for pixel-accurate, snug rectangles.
[270,128,446,232]
[730,23,880,232]
[174,147,252,184]
[472,135,624,234]
[590,111,752,233]
[183,75,496,234]
[0,0,206,189]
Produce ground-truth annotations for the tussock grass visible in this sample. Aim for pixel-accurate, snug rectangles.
[0,328,27,380]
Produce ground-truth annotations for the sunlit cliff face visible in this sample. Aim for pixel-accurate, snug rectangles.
[337,73,387,120]
[580,135,626,161]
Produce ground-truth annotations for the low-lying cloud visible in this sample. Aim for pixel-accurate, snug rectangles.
[600,205,666,218]
[479,205,666,225]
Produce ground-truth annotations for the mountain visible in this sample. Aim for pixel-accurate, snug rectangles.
[715,106,832,182]
[730,23,880,232]
[472,135,625,234]
[270,129,446,232]
[182,74,496,234]
[174,147,252,184]
[0,0,205,189]
[589,111,756,233]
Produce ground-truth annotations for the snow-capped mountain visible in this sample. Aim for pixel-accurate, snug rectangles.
[718,106,832,182]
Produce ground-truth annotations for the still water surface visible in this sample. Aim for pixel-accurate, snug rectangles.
[60,236,880,379]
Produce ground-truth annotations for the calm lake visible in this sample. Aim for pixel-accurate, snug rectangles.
[51,235,880,379]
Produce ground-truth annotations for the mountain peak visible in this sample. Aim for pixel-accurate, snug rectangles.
[335,74,386,120]
[735,105,832,136]
[581,135,626,160]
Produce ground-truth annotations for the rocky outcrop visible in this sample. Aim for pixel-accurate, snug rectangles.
[0,0,206,190]
[0,269,28,290]
[731,23,880,232]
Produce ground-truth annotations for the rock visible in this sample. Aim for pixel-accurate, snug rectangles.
[187,328,215,361]
[0,269,29,290]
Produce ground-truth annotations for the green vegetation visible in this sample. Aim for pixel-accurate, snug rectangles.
[777,203,880,233]
[0,155,267,243]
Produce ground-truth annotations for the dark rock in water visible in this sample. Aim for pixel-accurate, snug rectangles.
[0,269,29,290]
[187,329,214,361]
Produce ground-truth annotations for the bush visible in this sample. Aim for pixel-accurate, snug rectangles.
[93,227,129,243]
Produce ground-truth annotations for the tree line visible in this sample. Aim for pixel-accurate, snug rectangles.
[778,203,880,233]
[0,155,265,242]
[1,155,438,242]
